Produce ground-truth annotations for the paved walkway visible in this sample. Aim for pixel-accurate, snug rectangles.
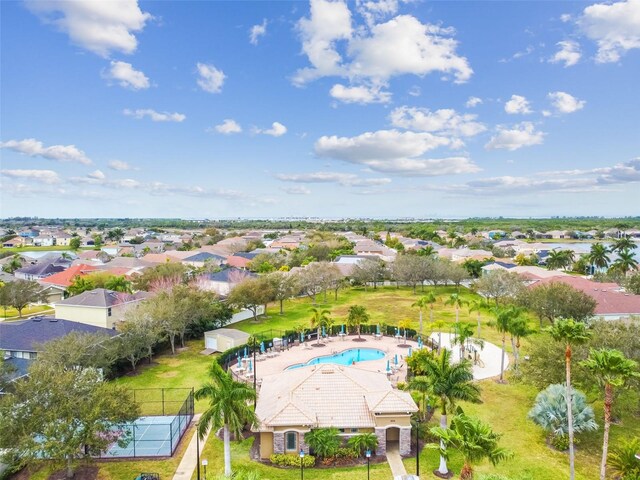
[429,332,507,380]
[172,414,212,480]
[386,443,408,479]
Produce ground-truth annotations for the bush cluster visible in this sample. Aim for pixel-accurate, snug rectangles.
[269,453,315,468]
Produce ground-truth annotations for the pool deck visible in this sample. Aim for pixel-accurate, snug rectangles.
[230,332,505,385]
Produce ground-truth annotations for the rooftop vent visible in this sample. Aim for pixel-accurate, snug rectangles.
[32,316,42,322]
[49,318,58,322]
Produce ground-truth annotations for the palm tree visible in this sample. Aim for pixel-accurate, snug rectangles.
[431,411,513,479]
[408,375,434,421]
[432,319,447,353]
[420,348,481,476]
[494,306,524,382]
[468,298,490,339]
[347,304,370,340]
[611,250,638,275]
[2,254,22,274]
[445,293,468,325]
[453,322,475,360]
[611,237,637,253]
[588,243,611,271]
[546,250,565,270]
[196,362,257,477]
[412,293,435,334]
[347,432,379,455]
[581,349,640,480]
[310,307,331,345]
[609,438,640,480]
[528,383,598,443]
[104,275,133,293]
[507,315,531,373]
[547,318,591,480]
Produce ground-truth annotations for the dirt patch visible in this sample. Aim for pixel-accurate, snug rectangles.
[158,371,178,378]
[164,358,184,368]
[351,338,368,343]
[45,466,99,480]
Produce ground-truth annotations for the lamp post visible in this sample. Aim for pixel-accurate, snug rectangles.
[415,417,420,477]
[365,449,371,480]
[196,424,201,480]
[202,459,208,480]
[299,449,305,480]
[252,337,257,410]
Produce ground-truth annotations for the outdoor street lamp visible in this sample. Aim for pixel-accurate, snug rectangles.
[415,417,420,477]
[196,424,201,480]
[299,449,305,480]
[365,449,371,480]
[202,459,208,479]
[252,338,258,410]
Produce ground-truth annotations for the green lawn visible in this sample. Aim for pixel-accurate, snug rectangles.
[0,304,53,319]
[0,245,95,253]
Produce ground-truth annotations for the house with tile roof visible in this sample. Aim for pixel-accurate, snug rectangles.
[38,264,99,289]
[254,364,417,459]
[55,288,151,329]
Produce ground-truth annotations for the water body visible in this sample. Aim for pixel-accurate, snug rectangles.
[286,348,385,370]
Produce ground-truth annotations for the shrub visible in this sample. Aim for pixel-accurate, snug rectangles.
[550,434,570,451]
[304,428,340,458]
[269,453,315,468]
[609,438,640,480]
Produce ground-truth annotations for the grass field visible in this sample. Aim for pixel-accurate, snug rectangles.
[0,304,53,319]
[0,245,95,253]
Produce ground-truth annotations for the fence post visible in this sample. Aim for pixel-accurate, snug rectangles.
[133,424,136,457]
[169,420,174,455]
[162,388,165,416]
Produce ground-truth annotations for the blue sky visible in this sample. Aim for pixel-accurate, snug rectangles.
[1,0,639,219]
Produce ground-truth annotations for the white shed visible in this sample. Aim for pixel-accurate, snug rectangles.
[204,328,250,352]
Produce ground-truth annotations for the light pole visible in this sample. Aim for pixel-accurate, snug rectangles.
[253,337,257,410]
[196,425,201,480]
[365,449,371,480]
[299,449,305,480]
[415,417,420,477]
[202,459,208,480]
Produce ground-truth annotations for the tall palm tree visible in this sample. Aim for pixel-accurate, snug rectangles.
[547,318,591,480]
[453,322,475,360]
[546,250,565,270]
[588,243,611,271]
[445,293,468,325]
[560,250,575,271]
[2,254,22,274]
[347,305,369,340]
[611,237,637,253]
[196,362,257,477]
[408,375,435,421]
[611,250,638,275]
[310,307,331,345]
[420,348,481,476]
[412,293,435,334]
[507,316,531,373]
[431,411,513,479]
[468,298,490,339]
[494,306,524,382]
[581,349,639,480]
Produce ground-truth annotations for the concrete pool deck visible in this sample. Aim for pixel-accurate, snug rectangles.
[231,332,506,385]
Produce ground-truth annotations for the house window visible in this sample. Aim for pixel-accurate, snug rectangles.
[107,308,112,317]
[285,432,297,451]
[350,428,358,433]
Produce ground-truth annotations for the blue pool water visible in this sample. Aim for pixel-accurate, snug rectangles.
[286,348,385,370]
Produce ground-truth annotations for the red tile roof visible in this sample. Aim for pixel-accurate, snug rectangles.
[39,264,98,288]
[529,275,640,315]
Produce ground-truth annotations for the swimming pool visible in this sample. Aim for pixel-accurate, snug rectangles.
[286,348,385,370]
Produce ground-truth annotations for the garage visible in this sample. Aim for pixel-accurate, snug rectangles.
[203,328,250,353]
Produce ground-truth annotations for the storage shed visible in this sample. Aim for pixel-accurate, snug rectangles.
[204,328,250,352]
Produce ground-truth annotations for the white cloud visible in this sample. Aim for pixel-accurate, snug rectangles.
[87,169,106,180]
[485,122,545,151]
[123,108,186,122]
[280,186,312,195]
[466,96,483,108]
[108,160,134,171]
[26,0,151,57]
[504,95,532,115]
[499,45,534,63]
[595,158,640,184]
[548,91,586,114]
[276,171,392,186]
[293,2,472,89]
[389,106,486,137]
[1,169,60,184]
[550,40,582,67]
[250,19,268,45]
[578,0,640,63]
[214,119,243,135]
[314,129,480,176]
[103,60,150,89]
[356,0,401,26]
[196,63,225,93]
[330,84,391,104]
[256,122,287,137]
[408,86,421,97]
[560,13,573,23]
[0,138,92,165]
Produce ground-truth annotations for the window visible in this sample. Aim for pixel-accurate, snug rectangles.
[285,432,297,451]
[107,308,112,317]
[350,428,358,433]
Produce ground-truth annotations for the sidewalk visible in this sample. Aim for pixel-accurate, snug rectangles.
[173,414,212,480]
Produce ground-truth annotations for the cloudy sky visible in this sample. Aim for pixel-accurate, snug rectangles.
[1,0,639,219]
